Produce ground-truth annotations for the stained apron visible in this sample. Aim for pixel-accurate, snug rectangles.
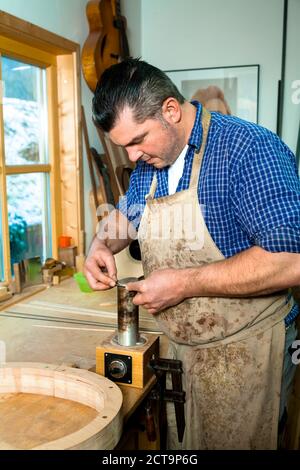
[138,108,292,449]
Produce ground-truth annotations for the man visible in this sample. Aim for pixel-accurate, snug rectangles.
[85,58,300,449]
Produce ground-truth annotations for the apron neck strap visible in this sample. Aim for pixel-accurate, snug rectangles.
[189,107,211,190]
[148,172,158,199]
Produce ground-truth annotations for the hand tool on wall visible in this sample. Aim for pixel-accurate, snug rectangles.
[82,105,103,222]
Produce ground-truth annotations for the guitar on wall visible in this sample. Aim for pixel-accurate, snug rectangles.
[81,0,130,93]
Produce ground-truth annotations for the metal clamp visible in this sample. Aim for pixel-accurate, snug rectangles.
[149,358,185,446]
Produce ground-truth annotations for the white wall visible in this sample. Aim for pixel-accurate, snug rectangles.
[141,0,283,134]
[1,0,297,248]
[0,0,141,248]
[122,0,142,59]
[282,0,300,156]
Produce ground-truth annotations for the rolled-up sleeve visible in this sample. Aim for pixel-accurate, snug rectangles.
[232,133,300,253]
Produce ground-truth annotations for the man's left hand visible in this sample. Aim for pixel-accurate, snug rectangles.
[126,269,186,315]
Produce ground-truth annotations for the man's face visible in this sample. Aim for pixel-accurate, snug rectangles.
[109,106,183,169]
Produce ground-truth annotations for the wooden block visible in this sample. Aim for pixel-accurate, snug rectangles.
[96,333,160,389]
[0,282,9,288]
[13,258,43,293]
[0,292,13,303]
[0,287,12,303]
[53,270,74,285]
[42,264,63,285]
[75,254,86,273]
[13,262,23,294]
[8,281,15,295]
[58,246,77,267]
[52,275,60,285]
[42,265,63,275]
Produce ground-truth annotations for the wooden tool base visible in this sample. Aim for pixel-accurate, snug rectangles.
[96,333,160,389]
[0,292,12,303]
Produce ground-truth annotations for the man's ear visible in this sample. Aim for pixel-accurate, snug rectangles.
[161,97,182,124]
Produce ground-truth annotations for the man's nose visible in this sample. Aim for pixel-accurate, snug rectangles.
[126,147,143,162]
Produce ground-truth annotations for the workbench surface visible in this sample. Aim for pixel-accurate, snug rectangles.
[0,279,167,424]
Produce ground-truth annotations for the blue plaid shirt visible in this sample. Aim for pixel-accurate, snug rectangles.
[117,102,300,325]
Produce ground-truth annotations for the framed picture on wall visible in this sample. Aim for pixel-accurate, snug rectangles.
[164,65,260,124]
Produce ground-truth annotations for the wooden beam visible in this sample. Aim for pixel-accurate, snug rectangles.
[57,53,83,248]
[47,64,61,260]
[0,54,11,281]
[4,165,51,175]
[0,10,78,55]
[0,36,55,67]
[0,10,83,280]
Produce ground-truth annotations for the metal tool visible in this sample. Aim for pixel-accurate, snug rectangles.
[110,276,145,347]
[115,275,144,288]
[98,274,157,388]
[115,280,124,288]
[116,277,139,346]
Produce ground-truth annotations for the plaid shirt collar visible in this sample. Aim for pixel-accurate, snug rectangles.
[188,101,203,152]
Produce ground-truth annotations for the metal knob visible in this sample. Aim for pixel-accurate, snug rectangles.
[108,359,127,379]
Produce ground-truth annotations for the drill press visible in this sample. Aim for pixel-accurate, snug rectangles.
[96,277,160,388]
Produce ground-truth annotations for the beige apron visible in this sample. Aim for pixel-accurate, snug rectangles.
[138,108,293,450]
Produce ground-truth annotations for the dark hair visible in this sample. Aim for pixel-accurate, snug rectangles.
[92,58,185,132]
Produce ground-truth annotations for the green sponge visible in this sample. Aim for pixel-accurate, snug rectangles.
[73,272,94,293]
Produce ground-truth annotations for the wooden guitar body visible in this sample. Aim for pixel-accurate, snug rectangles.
[82,0,123,92]
[82,0,132,217]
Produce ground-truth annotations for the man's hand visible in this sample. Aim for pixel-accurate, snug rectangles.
[125,248,300,312]
[84,209,134,290]
[84,241,117,290]
[126,269,186,315]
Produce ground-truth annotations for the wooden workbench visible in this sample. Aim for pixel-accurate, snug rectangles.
[2,279,299,449]
[0,279,168,443]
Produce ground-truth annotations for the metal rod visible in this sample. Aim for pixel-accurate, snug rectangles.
[276,0,288,137]
[117,277,139,346]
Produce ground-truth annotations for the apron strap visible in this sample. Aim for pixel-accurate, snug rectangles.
[189,107,211,190]
[147,171,158,200]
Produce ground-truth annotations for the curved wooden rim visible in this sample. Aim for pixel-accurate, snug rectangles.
[0,363,123,450]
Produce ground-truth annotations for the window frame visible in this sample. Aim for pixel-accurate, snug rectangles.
[0,11,84,284]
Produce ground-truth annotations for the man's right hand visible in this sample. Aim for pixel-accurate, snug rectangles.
[84,240,117,291]
[83,209,135,290]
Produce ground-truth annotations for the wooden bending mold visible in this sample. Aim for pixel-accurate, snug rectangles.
[0,363,123,450]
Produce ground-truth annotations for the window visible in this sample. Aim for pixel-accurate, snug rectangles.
[0,13,83,286]
[2,57,52,276]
